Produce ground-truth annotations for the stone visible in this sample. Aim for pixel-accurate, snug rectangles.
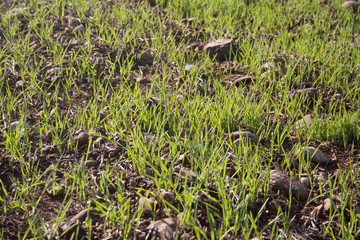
[231,131,260,145]
[16,80,25,88]
[295,114,313,129]
[139,197,155,216]
[334,93,342,100]
[204,39,234,61]
[74,132,89,148]
[342,1,360,12]
[295,147,330,164]
[184,64,203,75]
[74,25,86,36]
[146,218,177,240]
[9,7,34,17]
[60,208,95,239]
[47,184,65,197]
[173,166,196,182]
[301,177,311,188]
[323,198,331,212]
[161,191,176,205]
[269,170,309,201]
[316,172,328,186]
[310,204,323,220]
[293,88,317,100]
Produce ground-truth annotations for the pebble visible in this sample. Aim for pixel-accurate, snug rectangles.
[146,218,177,240]
[301,176,311,188]
[231,131,260,145]
[295,114,313,129]
[334,93,342,100]
[184,64,203,75]
[60,208,95,239]
[323,198,331,212]
[74,25,86,36]
[295,147,330,164]
[311,204,323,219]
[204,39,234,61]
[342,1,360,12]
[316,172,329,186]
[139,197,155,216]
[269,170,309,201]
[16,80,25,88]
[293,88,317,100]
[173,166,197,182]
[9,7,34,17]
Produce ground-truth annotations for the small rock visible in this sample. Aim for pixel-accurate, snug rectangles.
[204,39,234,61]
[139,197,155,216]
[70,209,96,223]
[9,7,34,17]
[231,131,260,145]
[269,170,309,201]
[310,204,323,220]
[60,209,95,239]
[46,184,65,197]
[316,172,328,186]
[173,166,197,182]
[342,1,360,12]
[146,218,177,240]
[74,132,89,148]
[301,177,311,188]
[184,64,203,75]
[74,25,86,36]
[295,114,313,129]
[178,154,190,164]
[137,49,153,66]
[295,147,330,164]
[16,80,25,88]
[334,93,342,100]
[323,198,331,212]
[293,88,317,100]
[161,191,176,205]
[230,76,254,86]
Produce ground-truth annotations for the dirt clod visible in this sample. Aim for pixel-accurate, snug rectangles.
[161,191,176,205]
[139,197,155,216]
[74,25,86,36]
[295,147,330,165]
[342,1,360,12]
[293,88,317,100]
[137,49,153,66]
[173,166,197,182]
[74,132,89,148]
[230,131,260,145]
[269,170,309,201]
[146,218,177,240]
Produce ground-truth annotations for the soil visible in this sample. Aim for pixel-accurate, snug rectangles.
[0,0,360,240]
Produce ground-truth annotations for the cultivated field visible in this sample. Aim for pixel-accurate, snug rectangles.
[0,0,360,239]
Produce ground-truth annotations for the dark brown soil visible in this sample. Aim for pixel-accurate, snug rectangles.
[0,0,360,240]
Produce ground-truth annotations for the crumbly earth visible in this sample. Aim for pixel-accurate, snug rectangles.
[0,0,360,239]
